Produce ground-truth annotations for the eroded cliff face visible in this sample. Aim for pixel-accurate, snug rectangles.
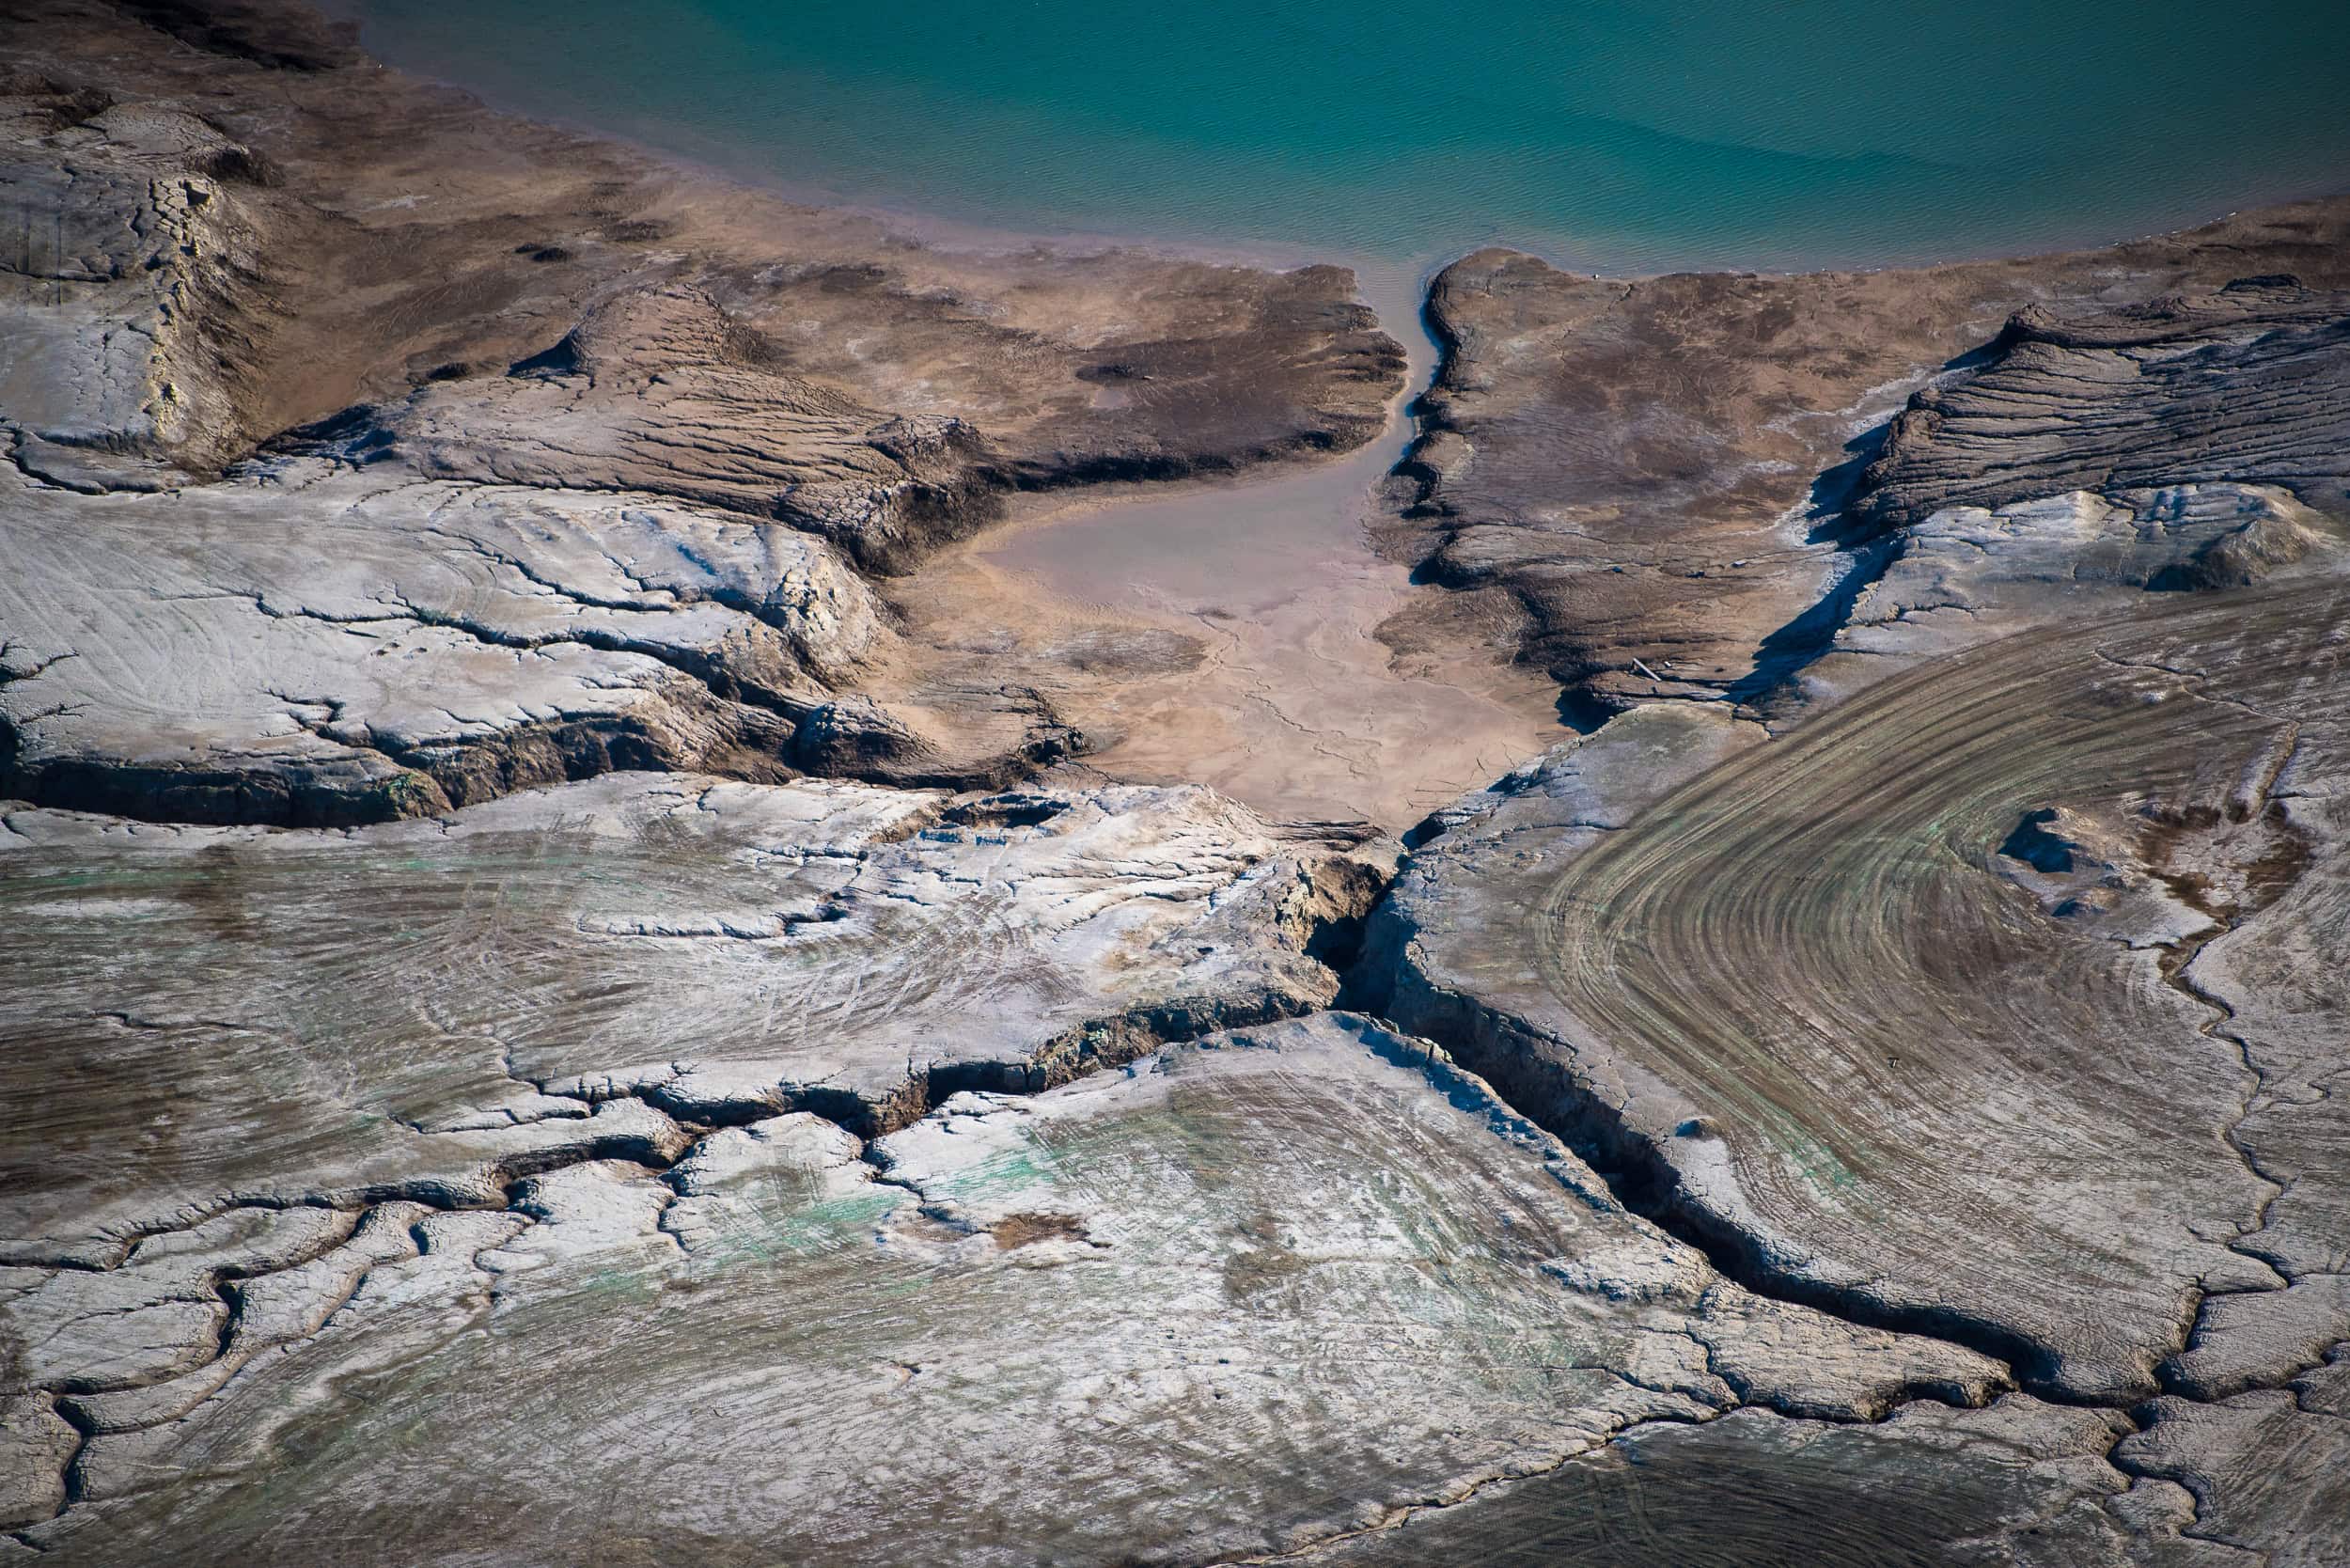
[5,2,2350,1564]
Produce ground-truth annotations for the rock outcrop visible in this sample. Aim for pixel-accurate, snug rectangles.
[1823,482,2345,674]
[0,94,281,488]
[0,459,922,823]
[1853,280,2350,532]
[279,284,1002,574]
[1797,286,2350,697]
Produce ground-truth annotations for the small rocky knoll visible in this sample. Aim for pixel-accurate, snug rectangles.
[1853,279,2350,532]
[1792,283,2350,702]
[0,92,269,491]
[1811,480,2345,684]
[280,284,999,574]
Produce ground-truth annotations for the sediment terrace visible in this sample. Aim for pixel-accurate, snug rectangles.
[4,2,2350,1564]
[1543,587,2340,1396]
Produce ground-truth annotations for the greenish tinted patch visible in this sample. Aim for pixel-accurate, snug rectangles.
[1745,1112,1862,1199]
[372,771,435,817]
[558,1262,672,1302]
[743,1187,907,1257]
[4,870,105,892]
[916,1143,1058,1206]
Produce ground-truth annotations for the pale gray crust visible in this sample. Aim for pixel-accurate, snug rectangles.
[3,1,2349,1563]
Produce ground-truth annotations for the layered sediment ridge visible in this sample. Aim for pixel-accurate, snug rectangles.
[0,0,1402,825]
[6,1,2350,1563]
[1381,214,2350,719]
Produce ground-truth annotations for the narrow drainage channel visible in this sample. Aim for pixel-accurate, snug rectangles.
[1338,952,2057,1397]
[914,254,1567,830]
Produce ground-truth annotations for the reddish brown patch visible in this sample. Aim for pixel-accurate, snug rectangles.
[989,1212,1095,1250]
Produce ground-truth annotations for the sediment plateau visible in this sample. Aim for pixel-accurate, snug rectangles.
[4,3,2349,1563]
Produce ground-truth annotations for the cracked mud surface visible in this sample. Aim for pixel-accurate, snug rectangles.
[5,1,2350,1563]
[6,1016,2015,1565]
[1355,246,2350,1561]
[0,772,1387,1260]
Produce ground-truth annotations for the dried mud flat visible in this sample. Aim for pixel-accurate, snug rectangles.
[5,3,2350,1564]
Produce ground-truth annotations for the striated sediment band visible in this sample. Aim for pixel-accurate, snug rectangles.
[4,2,2349,1563]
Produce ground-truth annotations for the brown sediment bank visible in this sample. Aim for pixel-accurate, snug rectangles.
[0,0,1417,825]
[888,259,1567,827]
[266,8,1574,827]
[1380,204,2350,722]
[8,7,2350,1565]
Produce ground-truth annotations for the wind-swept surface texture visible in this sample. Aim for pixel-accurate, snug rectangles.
[2,1018,2008,1564]
[1378,583,2350,1403]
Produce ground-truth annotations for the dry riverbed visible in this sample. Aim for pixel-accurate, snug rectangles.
[888,261,1565,828]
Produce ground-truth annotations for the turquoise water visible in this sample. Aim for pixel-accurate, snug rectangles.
[349,0,2350,272]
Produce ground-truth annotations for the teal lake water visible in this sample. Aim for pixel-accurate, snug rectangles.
[349,1,2350,272]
